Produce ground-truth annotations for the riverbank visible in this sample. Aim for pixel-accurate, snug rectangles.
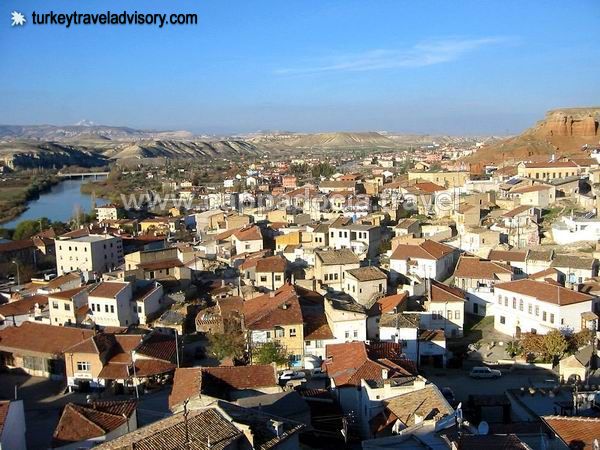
[80,172,161,204]
[0,175,59,226]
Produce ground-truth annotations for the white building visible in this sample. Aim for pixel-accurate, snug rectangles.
[87,281,162,328]
[56,234,123,278]
[552,216,600,245]
[324,298,367,343]
[493,279,599,336]
[343,266,387,306]
[96,204,119,221]
[390,239,458,281]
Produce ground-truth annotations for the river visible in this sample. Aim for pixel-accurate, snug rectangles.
[2,177,109,228]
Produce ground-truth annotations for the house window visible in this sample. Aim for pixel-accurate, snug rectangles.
[353,330,358,338]
[447,311,453,320]
[275,328,284,338]
[305,341,311,346]
[76,361,91,372]
[504,297,508,307]
[345,331,350,339]
[315,340,324,348]
[260,276,267,282]
[266,331,271,339]
[334,273,339,280]
[500,316,505,324]
[275,275,281,281]
[105,305,109,313]
[497,296,502,305]
[455,311,460,320]
[52,302,59,309]
[550,314,555,324]
[543,311,547,321]
[512,298,516,309]
[535,306,539,316]
[519,299,523,311]
[528,304,532,315]
[289,328,297,337]
[64,303,71,311]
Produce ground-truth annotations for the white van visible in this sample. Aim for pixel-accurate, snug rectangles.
[469,366,502,379]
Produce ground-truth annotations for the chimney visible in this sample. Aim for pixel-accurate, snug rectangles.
[381,369,388,380]
[269,420,284,437]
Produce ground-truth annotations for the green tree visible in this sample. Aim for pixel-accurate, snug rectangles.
[13,218,51,240]
[505,341,522,358]
[208,329,245,361]
[253,341,289,366]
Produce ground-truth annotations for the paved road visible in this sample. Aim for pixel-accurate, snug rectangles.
[424,367,558,404]
[0,373,172,449]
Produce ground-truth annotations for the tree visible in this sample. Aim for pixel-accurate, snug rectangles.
[543,330,569,364]
[521,333,545,360]
[208,328,245,361]
[13,218,51,240]
[570,328,594,351]
[505,341,522,358]
[253,341,289,366]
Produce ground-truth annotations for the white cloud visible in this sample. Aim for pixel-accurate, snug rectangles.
[276,37,509,75]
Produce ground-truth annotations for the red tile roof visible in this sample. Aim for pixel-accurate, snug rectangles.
[48,286,88,300]
[542,416,600,449]
[0,401,8,437]
[495,279,594,306]
[233,225,263,242]
[391,239,455,261]
[255,255,287,273]
[138,259,183,271]
[429,279,467,303]
[53,400,136,447]
[324,341,413,387]
[453,256,513,280]
[0,322,94,357]
[487,249,527,262]
[368,293,408,316]
[0,295,48,318]
[89,282,129,298]
[169,365,278,409]
[243,284,303,330]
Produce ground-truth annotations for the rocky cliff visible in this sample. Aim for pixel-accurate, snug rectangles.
[467,107,600,164]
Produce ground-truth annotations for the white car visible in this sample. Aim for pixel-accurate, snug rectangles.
[279,370,306,381]
[470,366,502,379]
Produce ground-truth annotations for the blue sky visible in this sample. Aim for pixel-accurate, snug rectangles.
[1,0,599,134]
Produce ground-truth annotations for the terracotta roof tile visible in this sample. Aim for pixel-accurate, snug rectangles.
[429,279,466,302]
[0,295,48,318]
[346,266,387,282]
[453,256,513,280]
[53,400,136,447]
[368,293,408,316]
[233,225,263,242]
[495,279,594,306]
[542,416,600,449]
[243,284,303,330]
[0,322,94,356]
[391,239,455,261]
[255,255,287,273]
[384,385,453,427]
[487,249,527,263]
[95,407,243,450]
[89,281,129,299]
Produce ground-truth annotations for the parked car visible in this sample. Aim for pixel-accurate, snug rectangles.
[279,370,306,382]
[469,366,501,379]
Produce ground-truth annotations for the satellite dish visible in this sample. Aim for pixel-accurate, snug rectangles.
[477,421,489,436]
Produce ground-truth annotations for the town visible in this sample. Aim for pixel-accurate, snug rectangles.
[1,119,600,449]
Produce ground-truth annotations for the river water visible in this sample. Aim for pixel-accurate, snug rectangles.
[2,177,109,228]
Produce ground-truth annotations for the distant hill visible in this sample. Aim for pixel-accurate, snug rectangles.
[467,107,600,164]
[0,140,108,169]
[0,124,193,141]
[247,131,400,149]
[104,139,261,160]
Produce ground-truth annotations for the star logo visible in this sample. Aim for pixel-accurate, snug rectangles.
[11,11,26,26]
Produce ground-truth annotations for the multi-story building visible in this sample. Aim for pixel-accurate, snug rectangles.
[55,234,123,277]
[48,286,90,326]
[243,285,305,367]
[517,160,580,181]
[422,280,466,338]
[314,248,360,290]
[390,239,457,281]
[343,266,387,306]
[87,280,163,328]
[96,204,120,221]
[324,298,367,343]
[493,279,598,336]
